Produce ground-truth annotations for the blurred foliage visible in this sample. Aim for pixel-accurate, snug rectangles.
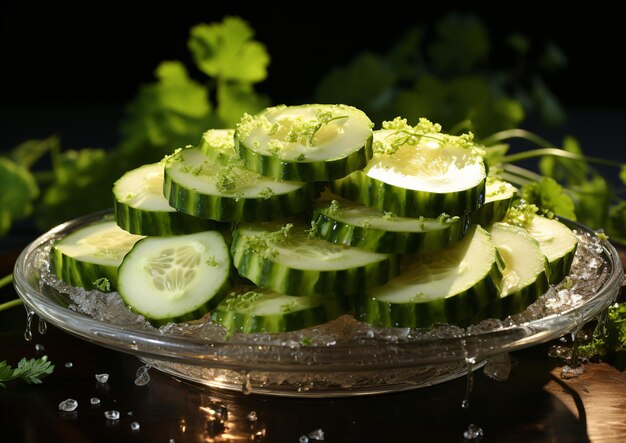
[316,13,566,138]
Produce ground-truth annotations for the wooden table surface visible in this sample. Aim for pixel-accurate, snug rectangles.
[1,249,625,443]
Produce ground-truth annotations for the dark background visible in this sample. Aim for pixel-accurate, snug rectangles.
[1,3,624,154]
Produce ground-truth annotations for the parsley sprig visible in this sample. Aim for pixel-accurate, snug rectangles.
[0,356,54,388]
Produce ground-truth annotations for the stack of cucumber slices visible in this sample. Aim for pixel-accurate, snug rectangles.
[50,104,579,333]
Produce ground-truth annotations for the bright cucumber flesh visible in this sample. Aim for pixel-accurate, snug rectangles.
[235,104,374,181]
[331,128,486,217]
[525,215,578,284]
[356,226,502,328]
[470,177,517,226]
[164,147,314,222]
[485,222,549,317]
[211,286,349,333]
[113,162,222,235]
[117,230,232,325]
[198,128,239,164]
[312,197,468,253]
[51,219,144,291]
[231,222,399,297]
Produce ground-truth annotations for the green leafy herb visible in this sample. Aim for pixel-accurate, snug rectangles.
[92,277,111,292]
[0,356,55,388]
[579,303,626,369]
[520,177,577,220]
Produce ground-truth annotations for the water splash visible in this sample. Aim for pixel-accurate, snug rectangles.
[38,317,47,335]
[242,372,252,395]
[24,308,34,341]
[463,423,484,440]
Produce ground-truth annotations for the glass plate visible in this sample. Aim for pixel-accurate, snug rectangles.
[14,211,624,397]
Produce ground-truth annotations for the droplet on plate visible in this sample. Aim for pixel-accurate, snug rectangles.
[134,365,151,386]
[561,365,584,379]
[34,343,45,352]
[90,397,101,406]
[463,423,484,440]
[247,411,258,422]
[104,410,120,420]
[130,421,140,431]
[95,373,109,383]
[58,399,78,412]
[64,362,73,368]
[308,428,325,440]
[299,436,309,443]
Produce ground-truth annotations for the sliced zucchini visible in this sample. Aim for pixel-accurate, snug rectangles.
[231,222,399,297]
[117,230,232,325]
[525,215,578,284]
[164,147,313,222]
[113,162,222,235]
[356,226,501,328]
[311,197,468,253]
[234,104,374,181]
[51,220,144,290]
[470,177,517,226]
[211,286,349,333]
[486,222,550,317]
[198,128,239,164]
[331,121,486,217]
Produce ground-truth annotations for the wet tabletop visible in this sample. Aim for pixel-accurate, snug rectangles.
[1,251,626,443]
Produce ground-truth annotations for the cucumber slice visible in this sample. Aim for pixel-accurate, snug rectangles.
[357,226,501,328]
[211,286,349,333]
[470,177,517,226]
[198,128,239,164]
[113,162,222,235]
[525,215,578,284]
[311,197,468,253]
[51,220,144,291]
[331,124,486,217]
[164,147,314,222]
[234,104,374,181]
[117,230,232,325]
[486,222,550,317]
[231,222,399,297]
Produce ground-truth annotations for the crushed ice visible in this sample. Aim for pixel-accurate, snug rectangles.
[36,228,613,349]
[90,397,101,406]
[58,399,78,412]
[104,410,120,420]
[134,365,151,386]
[95,373,109,383]
[463,423,484,440]
[130,421,140,431]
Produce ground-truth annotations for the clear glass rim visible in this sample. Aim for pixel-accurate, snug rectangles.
[13,210,624,373]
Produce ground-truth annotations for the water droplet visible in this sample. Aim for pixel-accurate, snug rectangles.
[169,439,176,443]
[95,373,109,383]
[253,430,264,440]
[134,365,151,386]
[308,428,325,440]
[299,436,309,443]
[463,423,484,440]
[130,421,140,431]
[24,309,34,341]
[38,317,47,335]
[58,399,78,412]
[90,397,101,406]
[242,372,252,395]
[34,343,45,352]
[247,411,258,422]
[64,362,73,368]
[127,411,133,416]
[462,354,475,410]
[104,410,120,420]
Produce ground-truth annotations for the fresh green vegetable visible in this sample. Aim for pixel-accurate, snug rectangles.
[311,196,467,253]
[234,104,374,181]
[356,225,501,328]
[484,222,549,318]
[118,230,232,325]
[470,177,517,226]
[164,147,314,221]
[579,303,626,369]
[114,162,222,235]
[0,356,54,387]
[211,286,348,333]
[231,222,399,297]
[331,118,486,217]
[51,220,144,290]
